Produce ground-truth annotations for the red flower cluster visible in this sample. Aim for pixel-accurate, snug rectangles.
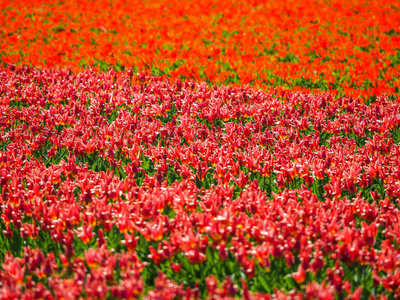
[0,66,399,298]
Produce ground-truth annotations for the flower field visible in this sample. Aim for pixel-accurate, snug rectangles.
[1,0,400,299]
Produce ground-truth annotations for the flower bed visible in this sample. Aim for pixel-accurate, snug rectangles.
[0,67,399,298]
[1,0,400,97]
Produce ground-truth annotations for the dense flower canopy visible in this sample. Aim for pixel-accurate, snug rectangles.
[1,0,400,299]
[1,0,400,96]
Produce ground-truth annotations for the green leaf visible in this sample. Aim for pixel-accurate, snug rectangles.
[257,274,271,293]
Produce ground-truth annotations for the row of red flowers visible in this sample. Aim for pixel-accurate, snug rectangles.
[1,0,400,96]
[0,66,399,298]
